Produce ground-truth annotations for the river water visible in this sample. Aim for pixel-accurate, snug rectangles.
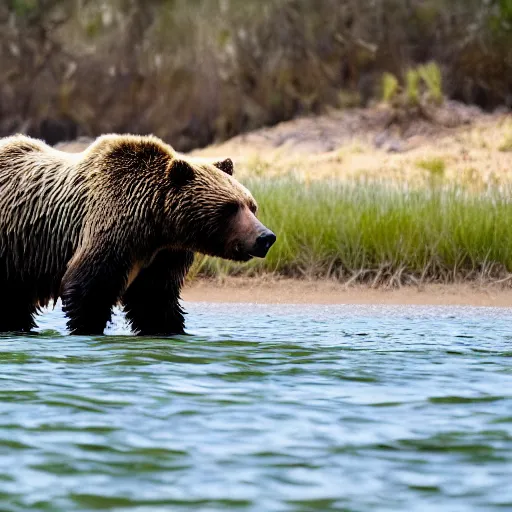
[0,302,511,511]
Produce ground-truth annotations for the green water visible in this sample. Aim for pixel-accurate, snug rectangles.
[0,303,511,511]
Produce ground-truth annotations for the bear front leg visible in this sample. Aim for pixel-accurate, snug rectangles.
[0,283,38,333]
[61,246,131,335]
[122,249,194,336]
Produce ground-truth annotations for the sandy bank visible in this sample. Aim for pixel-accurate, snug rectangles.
[183,278,512,308]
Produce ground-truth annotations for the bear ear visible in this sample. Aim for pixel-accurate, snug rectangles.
[167,159,195,187]
[213,158,234,176]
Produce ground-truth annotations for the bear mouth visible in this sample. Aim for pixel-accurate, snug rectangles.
[229,244,254,262]
[231,251,254,262]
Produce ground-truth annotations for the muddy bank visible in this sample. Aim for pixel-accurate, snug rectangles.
[183,278,512,308]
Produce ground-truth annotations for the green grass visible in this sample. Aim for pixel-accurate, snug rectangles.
[192,177,512,285]
[418,62,443,104]
[498,133,512,152]
[381,62,444,109]
[381,73,399,103]
[405,68,420,106]
[416,157,446,176]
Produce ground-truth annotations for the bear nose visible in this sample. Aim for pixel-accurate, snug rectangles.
[252,230,276,258]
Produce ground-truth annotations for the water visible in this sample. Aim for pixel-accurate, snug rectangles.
[0,302,511,512]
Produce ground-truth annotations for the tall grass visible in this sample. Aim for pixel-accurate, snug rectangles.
[192,177,512,285]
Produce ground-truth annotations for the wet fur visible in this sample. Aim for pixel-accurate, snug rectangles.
[0,134,256,335]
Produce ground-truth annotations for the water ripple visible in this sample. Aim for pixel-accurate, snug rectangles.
[0,302,511,511]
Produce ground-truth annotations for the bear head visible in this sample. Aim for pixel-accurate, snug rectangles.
[165,156,276,262]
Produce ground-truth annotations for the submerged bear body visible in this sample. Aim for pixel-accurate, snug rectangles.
[0,134,275,335]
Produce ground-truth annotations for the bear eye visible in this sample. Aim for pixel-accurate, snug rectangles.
[248,203,258,215]
[221,202,240,217]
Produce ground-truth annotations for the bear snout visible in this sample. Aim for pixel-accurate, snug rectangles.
[250,229,276,258]
[226,206,276,261]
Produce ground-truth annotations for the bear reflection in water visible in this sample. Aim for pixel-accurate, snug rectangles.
[0,134,275,336]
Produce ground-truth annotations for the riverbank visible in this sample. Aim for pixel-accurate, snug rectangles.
[183,277,512,307]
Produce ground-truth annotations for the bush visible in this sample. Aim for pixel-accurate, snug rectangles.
[0,1,510,150]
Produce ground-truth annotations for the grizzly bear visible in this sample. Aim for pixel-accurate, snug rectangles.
[0,134,275,335]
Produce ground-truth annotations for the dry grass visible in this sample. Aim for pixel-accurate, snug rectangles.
[192,112,512,189]
[498,124,512,152]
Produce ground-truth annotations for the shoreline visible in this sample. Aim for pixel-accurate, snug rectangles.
[182,277,512,308]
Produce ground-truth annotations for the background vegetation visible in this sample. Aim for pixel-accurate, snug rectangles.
[1,0,511,150]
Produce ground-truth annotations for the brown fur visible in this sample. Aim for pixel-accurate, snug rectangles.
[0,133,268,335]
